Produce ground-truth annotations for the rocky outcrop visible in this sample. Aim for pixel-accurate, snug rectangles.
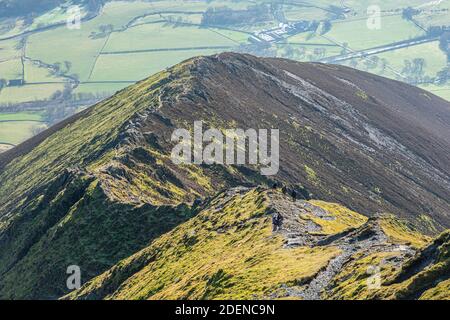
[0,53,449,299]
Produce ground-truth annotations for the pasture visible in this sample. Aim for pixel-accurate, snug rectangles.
[419,83,450,102]
[325,15,425,50]
[0,83,64,104]
[0,58,22,79]
[102,23,240,53]
[0,111,45,146]
[89,48,223,82]
[0,0,449,146]
[24,60,67,83]
[374,41,447,78]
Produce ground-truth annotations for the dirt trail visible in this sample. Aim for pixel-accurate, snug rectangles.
[296,223,389,300]
[268,192,416,300]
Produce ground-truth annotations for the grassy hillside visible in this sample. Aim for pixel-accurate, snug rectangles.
[66,188,448,300]
[326,229,450,300]
[0,53,448,299]
[0,57,268,298]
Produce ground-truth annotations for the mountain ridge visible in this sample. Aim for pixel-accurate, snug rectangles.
[2,53,449,224]
[65,187,449,300]
[0,53,449,299]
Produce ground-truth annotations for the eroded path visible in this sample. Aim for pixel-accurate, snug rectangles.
[268,191,417,300]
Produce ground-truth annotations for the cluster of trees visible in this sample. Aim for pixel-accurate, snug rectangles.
[30,124,48,136]
[164,15,195,27]
[327,5,347,20]
[317,21,332,35]
[90,24,114,39]
[201,4,271,26]
[44,100,81,124]
[0,0,104,19]
[45,89,110,124]
[398,59,450,85]
[355,57,440,85]
[439,31,450,62]
[0,81,110,126]
[0,0,65,18]
[48,60,80,84]
[0,19,17,34]
[436,67,450,85]
[71,91,111,101]
[49,83,72,101]
[346,52,449,86]
[402,7,420,21]
[283,45,305,59]
[51,60,71,74]
[0,79,7,90]
[237,42,276,58]
[274,45,329,62]
[428,25,449,37]
[401,58,426,77]
[348,56,388,74]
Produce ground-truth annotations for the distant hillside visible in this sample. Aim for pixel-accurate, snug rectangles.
[0,0,103,18]
[0,53,449,299]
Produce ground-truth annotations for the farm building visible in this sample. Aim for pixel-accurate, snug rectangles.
[7,79,24,87]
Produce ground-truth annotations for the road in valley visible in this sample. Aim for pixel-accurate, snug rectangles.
[319,36,438,63]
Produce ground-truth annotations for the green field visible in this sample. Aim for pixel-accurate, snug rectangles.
[103,23,239,53]
[0,58,22,79]
[10,0,444,103]
[377,42,447,78]
[0,112,44,121]
[0,121,45,145]
[415,0,450,28]
[0,111,46,145]
[342,41,448,80]
[0,83,65,104]
[284,5,329,21]
[90,48,223,81]
[19,1,252,101]
[0,0,449,147]
[419,83,450,102]
[311,0,429,13]
[26,27,107,82]
[24,60,67,83]
[325,15,425,50]
[0,38,22,60]
[148,0,253,11]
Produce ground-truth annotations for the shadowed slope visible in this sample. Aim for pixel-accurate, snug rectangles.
[0,53,449,299]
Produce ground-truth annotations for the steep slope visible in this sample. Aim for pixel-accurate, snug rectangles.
[326,228,450,300]
[66,187,448,300]
[0,53,449,299]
